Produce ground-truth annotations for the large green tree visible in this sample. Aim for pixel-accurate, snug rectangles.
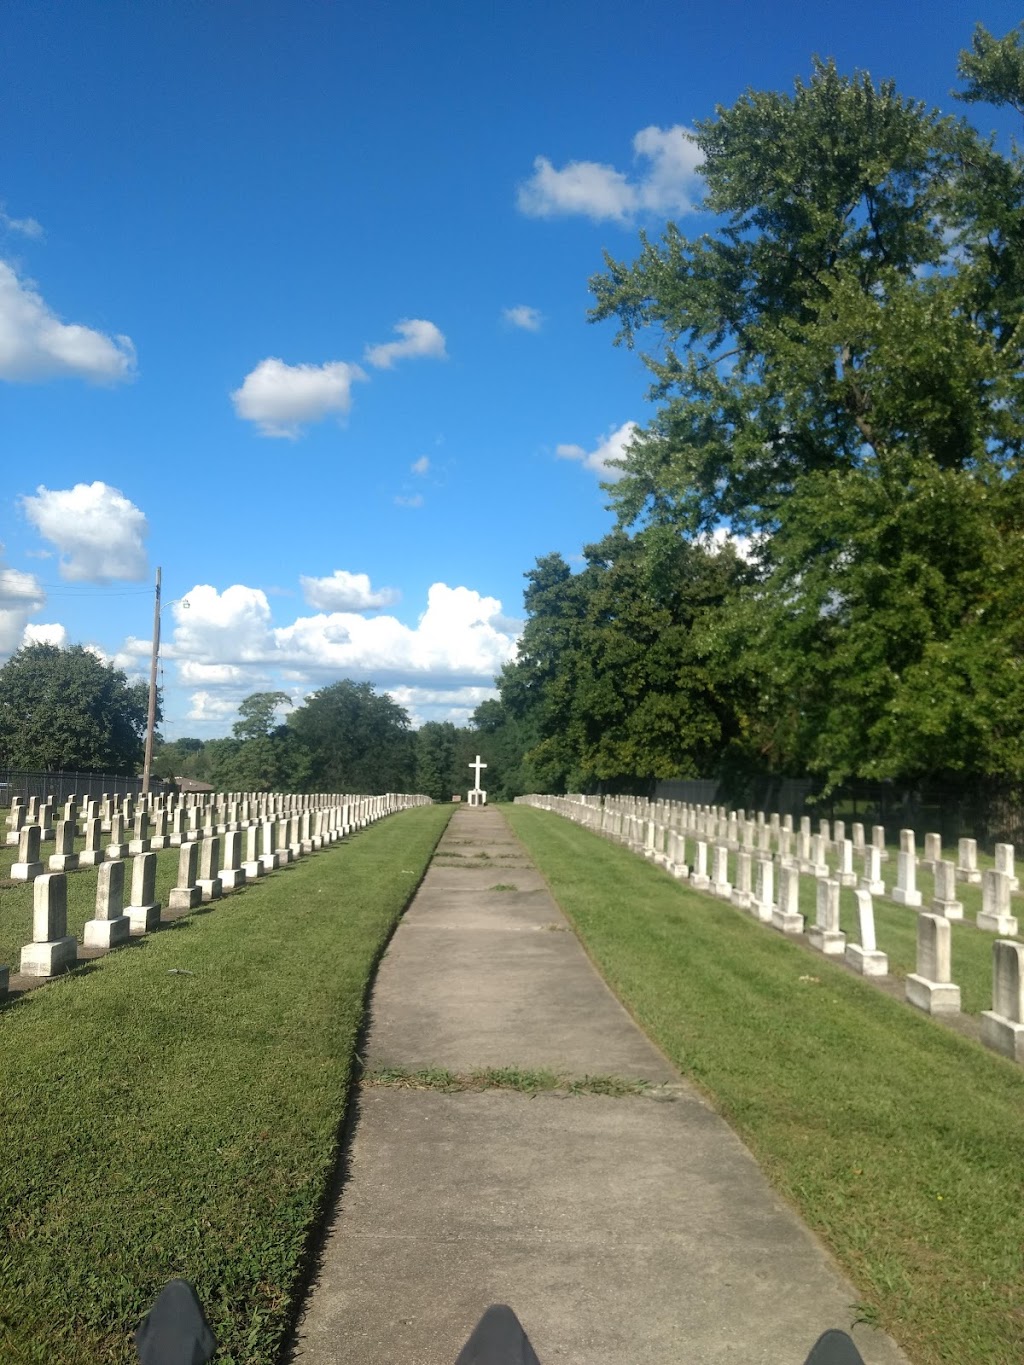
[588,33,1024,790]
[0,643,154,773]
[288,679,415,794]
[414,721,461,803]
[494,531,752,792]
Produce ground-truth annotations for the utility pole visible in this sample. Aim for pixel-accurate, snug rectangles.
[142,566,161,795]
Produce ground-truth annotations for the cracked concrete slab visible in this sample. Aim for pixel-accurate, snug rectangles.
[291,806,907,1365]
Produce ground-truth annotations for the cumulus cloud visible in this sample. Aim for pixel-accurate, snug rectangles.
[556,421,638,482]
[0,207,44,239]
[394,493,424,508]
[0,261,136,384]
[411,456,430,475]
[701,525,758,562]
[187,690,246,723]
[387,684,500,728]
[168,580,518,688]
[517,125,702,224]
[231,357,367,438]
[0,551,46,657]
[22,622,67,648]
[503,305,543,331]
[364,318,447,369]
[21,481,149,582]
[300,569,400,612]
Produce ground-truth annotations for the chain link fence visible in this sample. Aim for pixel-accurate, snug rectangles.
[0,769,169,809]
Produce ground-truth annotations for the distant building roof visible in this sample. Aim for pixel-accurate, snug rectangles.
[174,777,215,793]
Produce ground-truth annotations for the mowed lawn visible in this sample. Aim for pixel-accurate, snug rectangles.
[506,805,1024,1365]
[0,803,452,1365]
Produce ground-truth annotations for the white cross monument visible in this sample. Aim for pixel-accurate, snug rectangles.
[468,755,488,807]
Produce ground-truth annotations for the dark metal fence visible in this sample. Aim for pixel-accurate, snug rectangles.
[0,769,169,808]
[652,775,1024,854]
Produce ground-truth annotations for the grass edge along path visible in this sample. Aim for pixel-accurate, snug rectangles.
[0,802,452,1365]
[505,804,1024,1365]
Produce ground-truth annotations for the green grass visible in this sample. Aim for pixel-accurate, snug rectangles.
[0,803,452,1365]
[363,1064,653,1096]
[505,805,1024,1365]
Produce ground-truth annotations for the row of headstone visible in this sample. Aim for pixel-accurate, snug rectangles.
[514,794,1024,1067]
[1,792,432,996]
[5,790,415,883]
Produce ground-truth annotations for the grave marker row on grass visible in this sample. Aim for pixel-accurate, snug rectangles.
[517,793,1024,1067]
[2,791,432,995]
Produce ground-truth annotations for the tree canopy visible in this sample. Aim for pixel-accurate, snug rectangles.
[0,643,154,773]
[574,28,1024,793]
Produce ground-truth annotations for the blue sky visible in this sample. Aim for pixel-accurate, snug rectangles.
[2,0,1019,738]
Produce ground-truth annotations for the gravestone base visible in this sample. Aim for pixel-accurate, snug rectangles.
[150,835,170,851]
[468,789,488,807]
[976,910,1019,935]
[300,840,314,855]
[48,853,79,873]
[892,887,922,908]
[837,872,858,889]
[859,876,886,896]
[689,872,710,892]
[6,831,20,846]
[808,927,846,956]
[169,833,184,847]
[259,853,280,872]
[845,944,889,976]
[242,860,265,880]
[197,878,223,903]
[10,860,44,882]
[21,936,77,977]
[168,886,202,911]
[84,915,131,949]
[980,1011,1024,1063]
[751,901,774,923]
[710,878,732,899]
[128,838,151,856]
[771,909,804,934]
[669,861,689,881]
[78,849,104,868]
[906,974,961,1015]
[932,898,963,920]
[220,868,247,892]
[730,889,751,911]
[956,868,981,885]
[106,843,129,861]
[126,902,161,935]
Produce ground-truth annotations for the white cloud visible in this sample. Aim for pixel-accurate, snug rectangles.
[168,580,518,689]
[364,319,447,369]
[631,125,703,214]
[21,481,149,582]
[556,420,638,482]
[0,551,46,657]
[701,526,758,562]
[231,357,367,439]
[387,684,498,728]
[517,125,701,223]
[394,493,424,508]
[187,690,246,723]
[503,305,543,331]
[21,622,67,648]
[0,261,136,384]
[411,456,430,475]
[300,569,400,612]
[0,207,44,239]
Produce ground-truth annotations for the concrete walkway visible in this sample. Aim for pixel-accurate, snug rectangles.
[292,807,906,1365]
